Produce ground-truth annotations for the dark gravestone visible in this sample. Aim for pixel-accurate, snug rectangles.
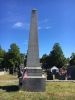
[59,68,66,80]
[59,74,66,80]
[67,66,75,80]
[47,70,53,80]
[51,66,59,80]
[52,69,56,75]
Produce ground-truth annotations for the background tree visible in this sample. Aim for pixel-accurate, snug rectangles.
[40,43,67,69]
[6,43,21,74]
[24,54,27,67]
[40,43,67,80]
[0,46,5,70]
[48,43,66,68]
[40,54,49,69]
[70,53,75,66]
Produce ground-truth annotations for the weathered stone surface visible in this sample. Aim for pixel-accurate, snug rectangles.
[27,9,40,68]
[22,9,46,92]
[22,76,46,92]
[26,67,42,76]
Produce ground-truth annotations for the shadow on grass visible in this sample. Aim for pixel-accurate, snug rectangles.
[0,85,19,92]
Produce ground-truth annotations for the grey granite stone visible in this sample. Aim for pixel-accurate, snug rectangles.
[22,76,46,92]
[26,9,40,68]
[22,9,46,92]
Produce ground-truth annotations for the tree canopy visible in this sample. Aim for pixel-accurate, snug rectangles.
[41,43,67,69]
[0,46,5,69]
[49,43,66,68]
[70,53,75,66]
[0,42,75,73]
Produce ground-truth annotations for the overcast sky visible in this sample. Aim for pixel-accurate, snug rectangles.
[0,0,75,58]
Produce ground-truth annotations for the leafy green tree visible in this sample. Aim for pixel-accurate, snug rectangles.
[20,53,26,64]
[0,46,5,70]
[49,43,66,68]
[6,43,21,74]
[40,54,49,69]
[70,53,75,66]
[24,54,27,67]
[0,46,5,57]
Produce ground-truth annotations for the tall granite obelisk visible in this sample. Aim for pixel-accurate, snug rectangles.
[22,9,46,92]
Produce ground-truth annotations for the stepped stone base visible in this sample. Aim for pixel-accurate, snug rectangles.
[22,76,46,92]
[25,67,42,76]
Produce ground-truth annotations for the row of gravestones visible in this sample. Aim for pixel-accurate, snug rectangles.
[47,66,75,80]
[19,64,75,80]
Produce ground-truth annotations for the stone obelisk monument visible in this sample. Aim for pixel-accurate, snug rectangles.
[22,9,45,92]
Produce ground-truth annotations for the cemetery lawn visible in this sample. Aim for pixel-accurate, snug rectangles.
[0,74,18,80]
[0,75,75,100]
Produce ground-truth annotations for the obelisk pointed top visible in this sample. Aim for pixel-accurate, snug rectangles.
[32,8,37,12]
[32,8,37,11]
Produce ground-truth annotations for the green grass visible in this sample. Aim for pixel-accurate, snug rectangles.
[0,73,18,80]
[0,74,75,100]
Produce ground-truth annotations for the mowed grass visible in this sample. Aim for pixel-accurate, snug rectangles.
[0,74,75,100]
[0,73,18,80]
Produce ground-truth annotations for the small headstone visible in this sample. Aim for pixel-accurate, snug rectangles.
[67,66,75,80]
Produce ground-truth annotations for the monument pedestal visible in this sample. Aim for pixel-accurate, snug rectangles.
[22,76,45,92]
[22,67,46,92]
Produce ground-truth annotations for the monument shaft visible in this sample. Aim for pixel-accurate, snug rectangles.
[27,9,40,67]
[22,9,45,92]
